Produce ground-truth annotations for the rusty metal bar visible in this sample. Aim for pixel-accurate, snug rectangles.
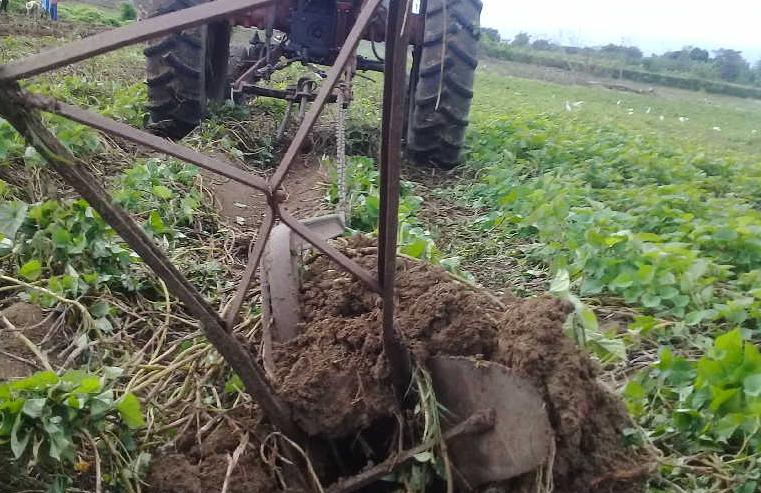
[24,94,270,193]
[224,209,276,329]
[240,84,338,103]
[0,0,275,82]
[269,0,384,189]
[278,208,380,293]
[0,84,302,443]
[378,0,413,396]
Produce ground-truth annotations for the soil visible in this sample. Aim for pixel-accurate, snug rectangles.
[202,154,332,230]
[269,236,653,492]
[146,408,277,493]
[0,302,54,380]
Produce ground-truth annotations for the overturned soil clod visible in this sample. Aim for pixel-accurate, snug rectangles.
[269,236,653,492]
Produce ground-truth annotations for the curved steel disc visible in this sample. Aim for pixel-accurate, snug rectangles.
[261,214,345,376]
[429,356,552,487]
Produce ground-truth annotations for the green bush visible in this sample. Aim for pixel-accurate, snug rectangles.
[119,2,136,21]
[0,370,145,490]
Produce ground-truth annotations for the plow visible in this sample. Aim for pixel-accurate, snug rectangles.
[0,0,556,490]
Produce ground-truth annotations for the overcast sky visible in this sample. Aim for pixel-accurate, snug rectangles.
[481,0,760,62]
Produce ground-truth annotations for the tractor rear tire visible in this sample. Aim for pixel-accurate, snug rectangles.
[143,0,230,139]
[407,0,482,168]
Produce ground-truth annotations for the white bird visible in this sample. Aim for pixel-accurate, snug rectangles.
[712,126,722,132]
[679,117,689,123]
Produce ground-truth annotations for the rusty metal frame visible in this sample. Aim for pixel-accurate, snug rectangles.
[0,0,414,453]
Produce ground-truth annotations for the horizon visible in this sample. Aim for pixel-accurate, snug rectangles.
[481,0,760,63]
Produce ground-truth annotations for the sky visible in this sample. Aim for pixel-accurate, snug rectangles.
[481,0,761,63]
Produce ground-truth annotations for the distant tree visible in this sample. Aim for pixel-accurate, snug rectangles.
[753,60,761,84]
[531,39,556,51]
[663,50,686,60]
[713,49,749,82]
[511,32,531,47]
[689,47,710,62]
[481,28,501,43]
[600,44,643,62]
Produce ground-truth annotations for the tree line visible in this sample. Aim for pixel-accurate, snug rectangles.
[482,29,761,87]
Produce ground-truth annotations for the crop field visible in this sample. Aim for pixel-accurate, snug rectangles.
[1,11,761,493]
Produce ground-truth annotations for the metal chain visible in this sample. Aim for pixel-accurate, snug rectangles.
[336,82,349,221]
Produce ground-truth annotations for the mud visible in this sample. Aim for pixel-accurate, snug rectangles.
[0,302,54,380]
[146,409,276,493]
[270,236,653,492]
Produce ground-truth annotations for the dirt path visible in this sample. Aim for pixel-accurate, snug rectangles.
[201,154,332,231]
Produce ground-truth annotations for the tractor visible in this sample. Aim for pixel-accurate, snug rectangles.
[136,0,483,167]
[0,0,558,488]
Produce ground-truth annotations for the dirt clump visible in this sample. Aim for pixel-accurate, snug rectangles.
[270,236,653,491]
[146,410,276,493]
[0,302,54,380]
[495,295,653,492]
[273,236,499,437]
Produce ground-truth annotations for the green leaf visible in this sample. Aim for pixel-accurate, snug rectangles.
[10,371,59,391]
[580,277,603,295]
[735,481,758,493]
[636,264,655,284]
[19,259,42,281]
[578,306,599,331]
[90,390,114,418]
[641,293,661,308]
[10,413,30,459]
[709,386,739,413]
[623,380,645,401]
[224,374,244,394]
[151,185,173,200]
[685,310,707,326]
[743,374,761,397]
[714,328,744,366]
[51,227,72,248]
[74,376,101,395]
[400,238,428,259]
[89,301,110,318]
[610,271,634,289]
[148,211,166,233]
[21,398,47,418]
[549,269,570,294]
[116,393,145,429]
[0,201,28,240]
[658,286,680,299]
